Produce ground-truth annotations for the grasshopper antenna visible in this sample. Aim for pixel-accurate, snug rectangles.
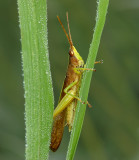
[66,12,73,46]
[57,15,73,48]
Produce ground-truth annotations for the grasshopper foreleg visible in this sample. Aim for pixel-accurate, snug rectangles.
[74,60,103,73]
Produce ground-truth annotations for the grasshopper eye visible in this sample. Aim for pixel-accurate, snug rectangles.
[69,50,74,57]
[80,65,84,68]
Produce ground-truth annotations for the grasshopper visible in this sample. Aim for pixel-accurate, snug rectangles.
[50,13,101,152]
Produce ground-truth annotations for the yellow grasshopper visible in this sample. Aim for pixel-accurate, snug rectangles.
[50,13,101,152]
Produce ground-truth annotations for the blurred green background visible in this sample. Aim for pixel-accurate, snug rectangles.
[0,0,139,160]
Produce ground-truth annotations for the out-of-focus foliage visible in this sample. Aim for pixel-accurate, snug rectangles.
[0,0,139,160]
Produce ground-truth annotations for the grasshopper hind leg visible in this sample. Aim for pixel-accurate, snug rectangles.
[64,81,92,108]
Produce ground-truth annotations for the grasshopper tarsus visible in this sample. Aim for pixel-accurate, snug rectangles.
[95,59,103,64]
[79,99,92,108]
[87,101,92,108]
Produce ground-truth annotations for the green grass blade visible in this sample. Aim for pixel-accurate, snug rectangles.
[66,0,109,159]
[17,0,54,159]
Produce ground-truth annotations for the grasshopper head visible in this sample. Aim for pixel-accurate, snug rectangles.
[69,46,84,68]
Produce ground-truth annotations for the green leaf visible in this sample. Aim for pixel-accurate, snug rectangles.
[66,0,109,159]
[17,0,54,159]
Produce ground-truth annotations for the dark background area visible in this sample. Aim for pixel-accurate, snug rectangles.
[0,0,139,160]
